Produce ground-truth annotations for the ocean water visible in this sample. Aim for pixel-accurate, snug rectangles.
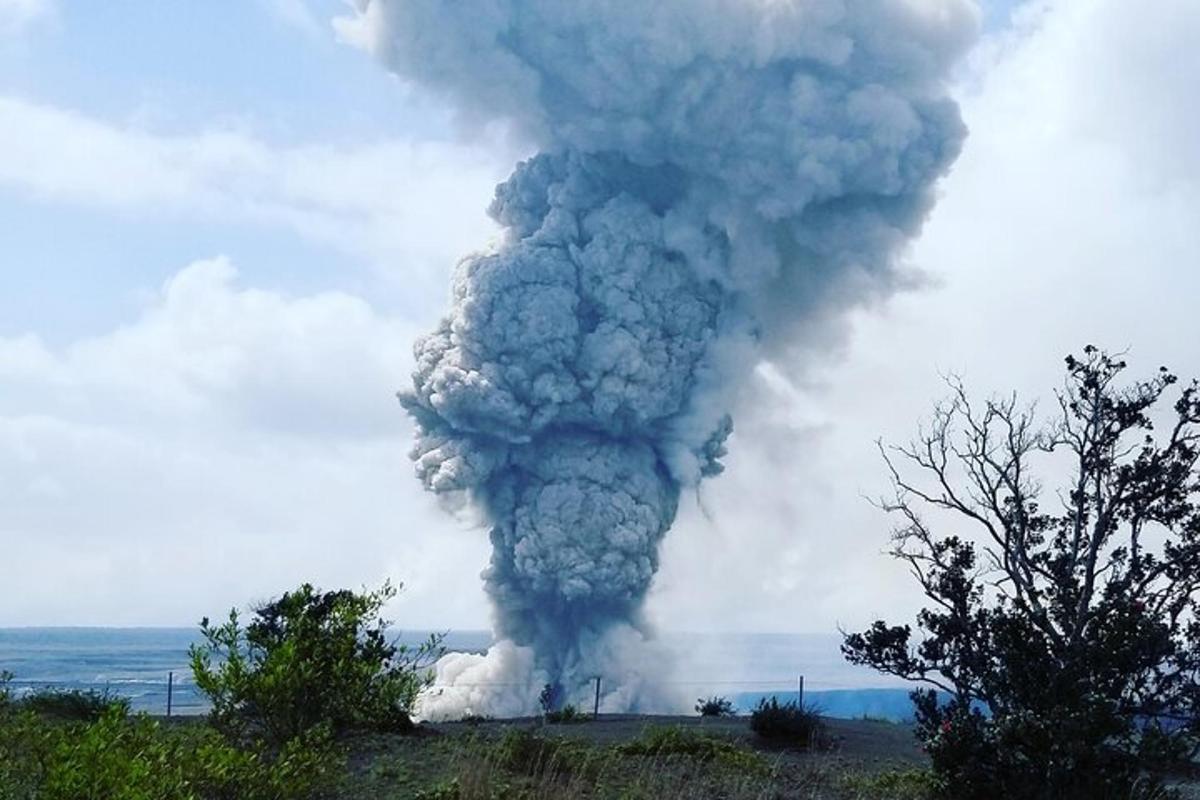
[0,628,210,715]
[0,628,915,720]
[0,628,490,716]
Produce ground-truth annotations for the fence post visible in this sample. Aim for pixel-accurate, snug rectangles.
[797,675,804,708]
[167,671,174,718]
[593,676,601,720]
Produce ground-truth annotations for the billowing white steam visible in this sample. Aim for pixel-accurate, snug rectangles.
[338,0,977,719]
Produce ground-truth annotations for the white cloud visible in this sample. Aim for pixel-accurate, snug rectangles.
[0,258,491,627]
[0,95,509,283]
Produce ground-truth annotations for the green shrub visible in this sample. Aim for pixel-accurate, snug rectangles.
[535,683,586,723]
[544,704,583,724]
[748,697,824,747]
[0,704,341,800]
[840,768,939,799]
[615,725,766,773]
[694,696,736,717]
[190,581,443,745]
[0,709,42,798]
[18,687,131,721]
[0,671,11,711]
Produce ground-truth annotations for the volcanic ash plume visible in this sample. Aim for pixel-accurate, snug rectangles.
[338,0,977,718]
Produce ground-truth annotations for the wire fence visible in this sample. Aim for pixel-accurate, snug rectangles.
[9,673,918,721]
[9,674,814,716]
[6,674,211,717]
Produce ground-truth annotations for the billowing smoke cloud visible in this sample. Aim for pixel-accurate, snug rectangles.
[338,0,977,718]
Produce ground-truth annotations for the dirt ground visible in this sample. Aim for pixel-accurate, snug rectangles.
[433,713,929,771]
[425,714,1200,797]
[335,713,933,799]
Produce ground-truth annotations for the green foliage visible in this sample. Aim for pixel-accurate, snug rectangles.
[839,768,938,799]
[535,683,585,723]
[0,710,42,799]
[695,695,736,717]
[615,725,766,773]
[17,687,130,721]
[476,727,770,796]
[190,581,443,745]
[414,779,465,800]
[0,704,341,800]
[844,348,1200,799]
[490,728,589,778]
[748,697,825,747]
[544,704,583,724]
[0,671,11,711]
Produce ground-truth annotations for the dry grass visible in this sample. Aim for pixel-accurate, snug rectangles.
[339,721,937,800]
[337,716,1200,800]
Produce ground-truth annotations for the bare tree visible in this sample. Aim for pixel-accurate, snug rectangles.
[843,347,1200,799]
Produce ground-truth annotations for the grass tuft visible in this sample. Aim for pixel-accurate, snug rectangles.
[839,767,938,799]
[615,725,768,773]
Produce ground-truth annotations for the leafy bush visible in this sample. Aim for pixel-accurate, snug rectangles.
[190,581,443,745]
[615,725,766,773]
[695,695,736,717]
[544,704,583,724]
[18,687,130,721]
[0,704,341,800]
[0,671,130,723]
[843,349,1200,799]
[748,697,825,747]
[536,683,585,723]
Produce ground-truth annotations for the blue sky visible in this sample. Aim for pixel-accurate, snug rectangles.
[2,0,1198,631]
[0,0,501,343]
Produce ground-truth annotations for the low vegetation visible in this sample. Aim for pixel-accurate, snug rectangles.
[335,723,939,800]
[0,703,341,800]
[695,695,737,717]
[615,725,767,773]
[543,704,584,724]
[0,654,935,800]
[14,687,131,722]
[749,697,827,748]
[190,581,444,746]
[0,670,134,722]
[0,582,442,799]
[838,768,939,800]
